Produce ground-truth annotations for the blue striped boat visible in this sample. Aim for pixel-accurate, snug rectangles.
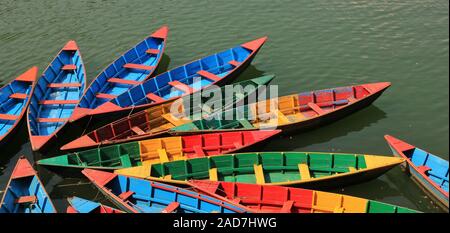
[27,40,86,151]
[70,37,267,125]
[82,169,248,213]
[385,135,449,210]
[0,156,56,213]
[66,196,123,213]
[70,26,168,122]
[0,67,38,147]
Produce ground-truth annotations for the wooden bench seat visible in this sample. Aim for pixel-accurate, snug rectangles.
[9,93,28,99]
[123,63,155,71]
[48,83,81,88]
[107,78,141,86]
[39,100,78,105]
[62,65,77,71]
[228,60,241,67]
[197,70,221,82]
[168,81,194,94]
[145,49,160,55]
[146,93,165,102]
[37,118,68,123]
[0,114,18,121]
[96,93,117,99]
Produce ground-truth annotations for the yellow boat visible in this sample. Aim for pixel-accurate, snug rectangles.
[114,152,404,189]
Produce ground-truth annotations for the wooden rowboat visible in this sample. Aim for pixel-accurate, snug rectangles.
[169,82,391,135]
[37,130,281,175]
[82,169,249,213]
[385,135,449,210]
[0,67,38,147]
[61,75,275,151]
[189,180,420,213]
[27,40,86,151]
[0,156,56,213]
[114,152,404,189]
[66,196,123,213]
[70,26,168,123]
[69,37,268,130]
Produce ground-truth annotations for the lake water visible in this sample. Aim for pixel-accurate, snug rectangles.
[0,0,448,213]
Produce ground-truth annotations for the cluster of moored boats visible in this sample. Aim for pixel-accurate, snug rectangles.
[0,26,448,213]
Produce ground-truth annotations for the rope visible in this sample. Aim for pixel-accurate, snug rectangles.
[78,114,93,137]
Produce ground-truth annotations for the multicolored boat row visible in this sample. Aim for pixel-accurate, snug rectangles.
[1,25,447,214]
[0,157,421,213]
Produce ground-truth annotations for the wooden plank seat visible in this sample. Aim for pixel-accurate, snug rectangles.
[228,60,241,67]
[96,93,117,99]
[280,200,294,213]
[37,118,68,123]
[123,63,155,71]
[15,195,37,204]
[146,93,165,102]
[145,49,160,55]
[107,78,141,86]
[62,64,77,71]
[307,102,327,115]
[162,202,180,213]
[209,168,218,181]
[39,100,78,105]
[48,83,81,88]
[193,146,206,156]
[298,164,311,180]
[254,164,265,184]
[161,114,186,126]
[118,191,135,201]
[9,93,28,99]
[157,149,169,163]
[168,81,194,94]
[197,70,222,82]
[0,114,18,121]
[130,126,146,135]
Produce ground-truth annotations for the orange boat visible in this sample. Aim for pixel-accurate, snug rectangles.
[189,180,419,213]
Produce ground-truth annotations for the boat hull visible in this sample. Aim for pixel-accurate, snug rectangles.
[69,44,259,133]
[390,148,449,211]
[279,89,386,135]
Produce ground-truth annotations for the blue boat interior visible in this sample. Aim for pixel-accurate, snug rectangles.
[69,196,101,213]
[0,176,56,213]
[406,148,449,192]
[111,45,252,108]
[105,174,243,213]
[0,80,33,137]
[79,37,165,109]
[28,49,85,136]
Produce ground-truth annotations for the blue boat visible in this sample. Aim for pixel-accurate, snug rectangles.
[66,196,123,213]
[385,135,449,210]
[70,26,168,122]
[27,40,86,151]
[70,37,267,126]
[0,67,38,147]
[82,169,248,213]
[0,156,56,213]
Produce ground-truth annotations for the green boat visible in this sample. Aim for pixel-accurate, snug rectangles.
[60,75,275,151]
[37,130,281,176]
[114,152,405,189]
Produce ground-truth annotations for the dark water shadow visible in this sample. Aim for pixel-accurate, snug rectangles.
[262,105,387,151]
[154,53,171,76]
[234,64,267,82]
[48,177,116,212]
